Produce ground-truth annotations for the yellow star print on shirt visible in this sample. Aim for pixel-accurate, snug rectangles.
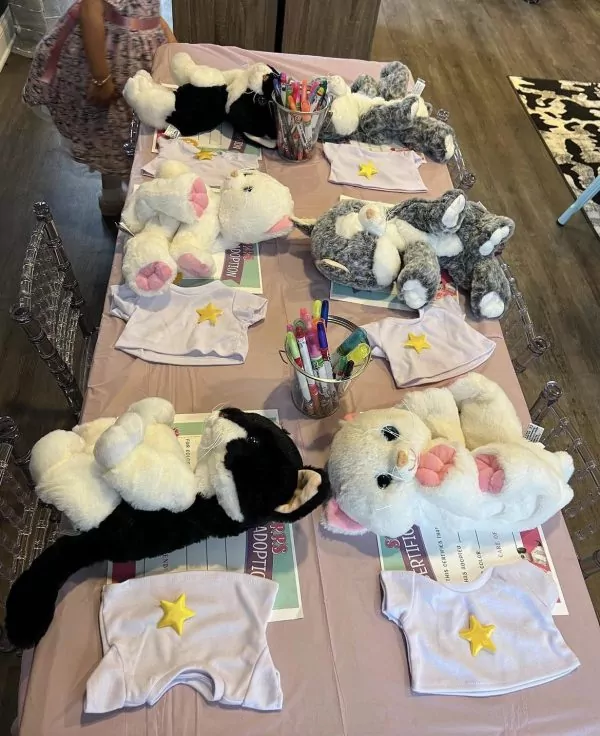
[404,332,431,354]
[196,302,223,326]
[459,614,496,656]
[358,161,378,179]
[194,149,216,160]
[157,594,196,636]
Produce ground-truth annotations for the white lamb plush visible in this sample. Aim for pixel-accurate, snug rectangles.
[120,161,294,295]
[30,398,195,530]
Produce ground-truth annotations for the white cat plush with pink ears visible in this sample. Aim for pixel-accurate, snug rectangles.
[120,161,294,295]
[322,373,574,539]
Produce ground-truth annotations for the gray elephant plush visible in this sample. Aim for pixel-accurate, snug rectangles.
[292,190,515,320]
[320,61,457,164]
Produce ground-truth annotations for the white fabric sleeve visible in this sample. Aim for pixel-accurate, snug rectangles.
[232,291,268,325]
[503,561,559,611]
[361,321,386,359]
[380,571,415,624]
[109,285,140,321]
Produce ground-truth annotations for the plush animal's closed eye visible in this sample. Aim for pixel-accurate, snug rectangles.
[243,186,254,192]
[377,473,393,489]
[381,426,400,441]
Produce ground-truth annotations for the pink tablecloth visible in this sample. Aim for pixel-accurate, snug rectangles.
[17,45,600,736]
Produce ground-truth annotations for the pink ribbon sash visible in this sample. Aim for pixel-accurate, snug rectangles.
[41,0,161,84]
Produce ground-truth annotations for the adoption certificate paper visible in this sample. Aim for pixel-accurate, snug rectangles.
[108,410,303,622]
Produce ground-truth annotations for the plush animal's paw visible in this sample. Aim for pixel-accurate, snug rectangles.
[475,454,505,493]
[5,569,55,649]
[479,291,506,319]
[416,444,456,487]
[359,205,387,236]
[443,133,456,162]
[123,71,176,131]
[399,278,429,310]
[135,261,174,293]
[188,178,209,217]
[479,225,511,256]
[441,193,466,229]
[177,252,215,278]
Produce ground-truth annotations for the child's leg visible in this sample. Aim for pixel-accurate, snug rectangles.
[100,174,126,217]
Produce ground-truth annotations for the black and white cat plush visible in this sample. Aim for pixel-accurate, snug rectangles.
[6,400,329,649]
[124,52,278,146]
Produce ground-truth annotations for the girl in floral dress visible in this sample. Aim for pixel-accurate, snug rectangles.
[23,0,175,216]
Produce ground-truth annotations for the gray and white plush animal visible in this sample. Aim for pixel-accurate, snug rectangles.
[321,61,457,164]
[292,190,515,320]
[391,196,515,319]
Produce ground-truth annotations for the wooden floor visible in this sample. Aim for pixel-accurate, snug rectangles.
[1,0,600,729]
[0,54,115,733]
[374,0,600,595]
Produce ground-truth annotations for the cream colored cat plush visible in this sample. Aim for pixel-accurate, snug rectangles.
[120,161,294,295]
[322,373,574,538]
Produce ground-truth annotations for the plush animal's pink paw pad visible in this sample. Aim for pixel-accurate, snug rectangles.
[135,261,173,292]
[188,178,209,216]
[416,444,456,487]
[475,454,505,494]
[177,253,213,278]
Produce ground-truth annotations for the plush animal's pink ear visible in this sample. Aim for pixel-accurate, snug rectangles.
[343,413,357,422]
[266,215,293,234]
[321,498,367,536]
[475,454,505,494]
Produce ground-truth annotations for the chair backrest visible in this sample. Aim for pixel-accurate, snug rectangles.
[434,109,476,191]
[0,417,60,651]
[10,202,97,417]
[527,382,600,577]
[499,257,551,373]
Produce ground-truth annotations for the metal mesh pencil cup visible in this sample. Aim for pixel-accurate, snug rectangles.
[281,315,371,418]
[272,94,332,161]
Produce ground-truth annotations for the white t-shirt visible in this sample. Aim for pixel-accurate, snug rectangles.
[381,562,579,697]
[362,299,496,388]
[110,281,267,366]
[142,138,260,185]
[323,143,427,192]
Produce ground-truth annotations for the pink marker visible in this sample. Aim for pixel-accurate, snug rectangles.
[300,307,311,326]
[295,325,319,406]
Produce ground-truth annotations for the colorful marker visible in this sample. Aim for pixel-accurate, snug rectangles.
[342,359,355,379]
[307,328,329,398]
[317,322,334,381]
[331,327,369,368]
[295,325,320,407]
[334,355,348,379]
[346,342,370,366]
[300,308,311,327]
[286,331,313,411]
[320,299,329,326]
[312,299,322,324]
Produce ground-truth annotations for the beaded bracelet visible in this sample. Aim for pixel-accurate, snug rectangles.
[92,73,112,87]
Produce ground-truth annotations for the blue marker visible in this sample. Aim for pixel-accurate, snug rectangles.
[320,299,329,326]
[317,321,334,381]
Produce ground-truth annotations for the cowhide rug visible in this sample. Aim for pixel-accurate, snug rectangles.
[509,76,600,239]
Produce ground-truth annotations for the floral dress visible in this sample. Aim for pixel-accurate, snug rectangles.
[23,0,167,176]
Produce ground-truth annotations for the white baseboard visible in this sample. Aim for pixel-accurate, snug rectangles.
[0,7,15,73]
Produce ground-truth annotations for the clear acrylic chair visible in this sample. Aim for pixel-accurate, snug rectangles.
[124,114,140,158]
[10,202,98,418]
[0,417,61,652]
[527,382,600,579]
[499,257,551,373]
[435,109,476,190]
